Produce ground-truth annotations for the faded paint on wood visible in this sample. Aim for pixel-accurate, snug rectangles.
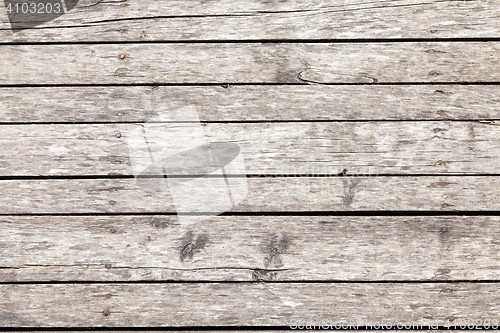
[1,86,499,123]
[1,216,498,282]
[1,43,499,84]
[0,177,498,213]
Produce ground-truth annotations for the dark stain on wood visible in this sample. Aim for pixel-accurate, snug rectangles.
[262,233,291,268]
[180,231,209,262]
[342,179,360,207]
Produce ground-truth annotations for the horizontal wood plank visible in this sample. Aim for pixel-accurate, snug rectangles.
[1,43,499,84]
[0,283,498,327]
[1,85,499,122]
[0,0,499,42]
[1,215,498,282]
[0,177,498,213]
[1,0,498,329]
[1,122,499,176]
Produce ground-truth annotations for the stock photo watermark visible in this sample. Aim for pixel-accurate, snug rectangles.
[290,318,500,330]
[127,106,248,226]
[3,0,79,30]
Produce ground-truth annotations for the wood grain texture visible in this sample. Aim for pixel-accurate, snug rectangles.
[1,0,498,329]
[1,122,499,176]
[1,215,498,282]
[0,0,499,42]
[0,283,498,327]
[1,43,499,84]
[1,85,499,123]
[0,177,498,213]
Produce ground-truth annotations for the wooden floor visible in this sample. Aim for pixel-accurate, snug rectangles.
[0,0,499,330]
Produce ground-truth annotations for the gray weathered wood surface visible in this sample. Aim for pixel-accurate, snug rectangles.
[1,0,499,329]
[0,177,498,213]
[1,0,499,42]
[1,283,498,327]
[1,122,498,176]
[1,215,498,282]
[1,86,499,122]
[1,43,499,84]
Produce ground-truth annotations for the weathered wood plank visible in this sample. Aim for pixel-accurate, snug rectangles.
[0,0,499,42]
[1,43,499,84]
[1,216,498,282]
[0,283,498,327]
[1,122,498,176]
[1,86,499,122]
[0,177,498,213]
